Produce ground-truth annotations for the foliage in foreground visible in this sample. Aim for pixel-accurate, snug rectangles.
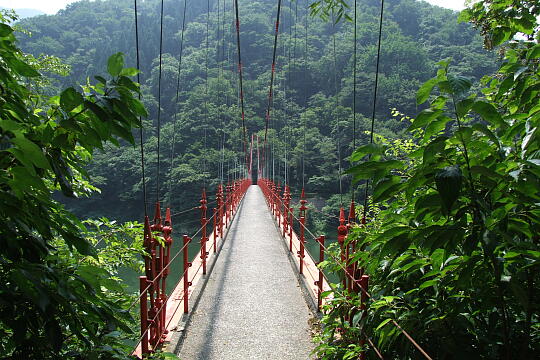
[0,11,167,358]
[315,0,539,359]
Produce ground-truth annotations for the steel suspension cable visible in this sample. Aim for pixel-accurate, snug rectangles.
[133,0,148,216]
[301,0,308,190]
[233,0,248,173]
[363,0,385,221]
[156,0,165,203]
[332,10,343,206]
[351,0,357,202]
[203,0,210,187]
[263,0,283,177]
[167,0,188,207]
[284,0,293,185]
[291,0,298,185]
[219,0,227,183]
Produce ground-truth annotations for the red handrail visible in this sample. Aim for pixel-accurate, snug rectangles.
[135,178,251,357]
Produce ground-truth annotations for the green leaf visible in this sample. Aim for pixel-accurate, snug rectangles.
[435,165,462,215]
[471,101,504,127]
[119,67,139,77]
[0,119,22,132]
[456,98,474,118]
[408,109,443,131]
[64,232,96,257]
[380,232,411,258]
[372,176,402,202]
[350,143,385,162]
[346,160,404,182]
[375,318,392,331]
[60,88,84,113]
[107,52,124,77]
[352,311,363,326]
[417,77,440,104]
[492,27,512,46]
[446,74,472,97]
[11,135,51,170]
[10,57,40,77]
[419,279,438,290]
[84,100,109,123]
[423,115,452,140]
[423,136,447,165]
[161,353,180,359]
[471,123,500,148]
[0,23,14,37]
[527,44,540,60]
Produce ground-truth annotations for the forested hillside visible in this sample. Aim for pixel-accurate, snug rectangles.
[16,0,497,225]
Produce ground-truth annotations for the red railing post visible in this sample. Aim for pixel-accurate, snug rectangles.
[160,208,173,341]
[289,199,293,250]
[227,182,233,221]
[233,181,238,212]
[271,181,276,216]
[200,189,208,275]
[298,189,307,275]
[348,201,359,294]
[359,275,369,360]
[139,276,149,355]
[217,184,224,238]
[149,202,163,348]
[283,185,290,239]
[213,207,217,253]
[316,235,325,311]
[225,182,230,226]
[276,182,282,221]
[337,207,348,291]
[182,235,192,314]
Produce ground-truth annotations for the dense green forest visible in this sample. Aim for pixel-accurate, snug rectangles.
[2,0,538,359]
[16,0,496,227]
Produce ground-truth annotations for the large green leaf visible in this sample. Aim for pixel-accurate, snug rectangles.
[372,176,403,202]
[408,109,443,131]
[346,160,404,182]
[417,77,440,104]
[107,52,124,77]
[446,74,473,97]
[60,87,84,113]
[11,134,51,171]
[10,57,40,77]
[471,101,504,127]
[423,136,447,165]
[350,143,385,162]
[435,165,463,215]
[0,23,13,37]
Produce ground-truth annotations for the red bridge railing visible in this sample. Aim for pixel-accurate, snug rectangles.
[258,178,434,360]
[134,178,251,357]
[259,178,375,358]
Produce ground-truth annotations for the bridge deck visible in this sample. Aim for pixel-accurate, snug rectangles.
[174,185,315,359]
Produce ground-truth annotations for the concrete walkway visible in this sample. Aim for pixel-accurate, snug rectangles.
[175,185,315,360]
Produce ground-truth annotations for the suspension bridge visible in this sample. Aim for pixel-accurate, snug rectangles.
[129,0,434,359]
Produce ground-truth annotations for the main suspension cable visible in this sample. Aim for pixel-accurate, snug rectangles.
[203,0,210,188]
[301,0,308,190]
[133,0,147,216]
[263,0,283,176]
[234,0,248,171]
[351,0,357,203]
[332,9,343,206]
[167,0,188,207]
[219,0,227,183]
[363,0,385,221]
[155,0,165,203]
